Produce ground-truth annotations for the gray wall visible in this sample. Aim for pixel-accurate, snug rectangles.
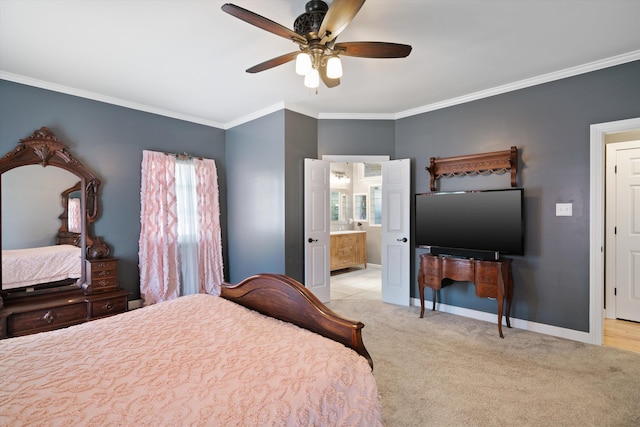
[2,60,639,333]
[395,60,640,331]
[284,111,318,281]
[318,120,396,157]
[225,111,286,283]
[225,110,317,283]
[0,81,227,300]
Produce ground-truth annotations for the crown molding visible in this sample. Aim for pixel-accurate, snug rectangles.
[317,112,397,120]
[223,102,287,129]
[0,71,225,129]
[3,50,638,128]
[395,50,640,120]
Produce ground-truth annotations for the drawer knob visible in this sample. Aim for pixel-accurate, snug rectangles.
[103,302,115,311]
[42,311,56,324]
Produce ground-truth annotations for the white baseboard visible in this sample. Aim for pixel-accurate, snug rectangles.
[411,297,592,344]
[128,299,143,310]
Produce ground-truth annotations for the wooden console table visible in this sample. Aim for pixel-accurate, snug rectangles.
[418,254,514,338]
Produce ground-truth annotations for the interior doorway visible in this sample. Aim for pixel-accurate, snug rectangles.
[606,138,640,323]
[330,265,382,301]
[590,117,640,347]
[324,155,389,302]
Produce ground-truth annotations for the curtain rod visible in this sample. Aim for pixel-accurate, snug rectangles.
[164,151,203,161]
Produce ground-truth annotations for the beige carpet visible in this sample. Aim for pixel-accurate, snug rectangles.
[327,298,640,427]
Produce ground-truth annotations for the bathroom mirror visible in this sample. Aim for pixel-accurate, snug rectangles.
[330,190,349,223]
[353,193,368,222]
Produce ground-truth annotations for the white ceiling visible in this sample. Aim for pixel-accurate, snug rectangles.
[1,0,639,129]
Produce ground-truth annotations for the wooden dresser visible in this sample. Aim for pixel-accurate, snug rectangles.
[0,127,130,339]
[0,288,129,338]
[0,257,129,338]
[330,231,367,271]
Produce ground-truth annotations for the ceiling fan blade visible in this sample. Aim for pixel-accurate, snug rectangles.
[246,51,299,73]
[221,3,307,45]
[318,0,366,44]
[320,64,340,88]
[334,41,412,58]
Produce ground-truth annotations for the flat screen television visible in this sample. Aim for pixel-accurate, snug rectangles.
[415,188,524,259]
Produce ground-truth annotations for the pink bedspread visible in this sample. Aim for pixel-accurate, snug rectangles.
[0,294,383,426]
[1,244,81,289]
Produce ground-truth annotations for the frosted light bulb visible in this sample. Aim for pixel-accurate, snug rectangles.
[295,53,312,76]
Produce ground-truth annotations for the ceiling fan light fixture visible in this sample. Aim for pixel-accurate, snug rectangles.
[304,68,320,88]
[222,1,412,90]
[326,56,343,79]
[295,52,312,76]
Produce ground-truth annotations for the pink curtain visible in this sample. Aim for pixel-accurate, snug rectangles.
[194,158,223,296]
[138,151,180,305]
[139,151,224,305]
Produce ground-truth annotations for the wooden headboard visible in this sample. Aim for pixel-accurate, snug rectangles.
[221,273,374,369]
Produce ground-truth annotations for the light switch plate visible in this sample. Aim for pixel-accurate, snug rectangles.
[556,203,572,216]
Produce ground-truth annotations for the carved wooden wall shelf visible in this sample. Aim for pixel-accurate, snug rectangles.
[426,146,518,191]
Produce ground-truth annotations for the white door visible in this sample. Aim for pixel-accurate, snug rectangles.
[304,158,330,302]
[381,159,411,306]
[613,142,640,322]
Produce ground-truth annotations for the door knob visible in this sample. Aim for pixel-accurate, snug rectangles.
[397,237,408,242]
[308,238,318,243]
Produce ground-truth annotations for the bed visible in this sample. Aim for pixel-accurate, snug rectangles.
[1,244,82,290]
[0,273,382,426]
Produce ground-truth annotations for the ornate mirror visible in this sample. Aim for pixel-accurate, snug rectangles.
[0,127,109,306]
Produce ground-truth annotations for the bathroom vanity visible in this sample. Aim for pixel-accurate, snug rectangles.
[330,231,367,271]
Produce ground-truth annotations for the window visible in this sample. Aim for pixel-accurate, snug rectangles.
[354,193,368,221]
[369,185,382,226]
[363,163,382,178]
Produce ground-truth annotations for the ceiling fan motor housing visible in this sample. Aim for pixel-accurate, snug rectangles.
[294,0,328,37]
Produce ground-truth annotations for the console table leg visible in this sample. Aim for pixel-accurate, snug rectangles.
[419,280,425,318]
[432,289,437,311]
[504,267,513,329]
[497,290,505,338]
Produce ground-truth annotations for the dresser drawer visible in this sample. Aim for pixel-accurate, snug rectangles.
[90,295,128,318]
[90,277,120,292]
[7,303,87,336]
[86,258,119,292]
[420,254,440,269]
[87,258,117,272]
[474,282,498,298]
[423,273,442,288]
[91,269,117,280]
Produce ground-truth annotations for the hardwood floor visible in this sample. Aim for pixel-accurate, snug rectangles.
[604,318,640,354]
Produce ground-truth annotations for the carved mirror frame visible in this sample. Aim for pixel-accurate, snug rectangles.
[0,127,109,305]
[57,181,83,246]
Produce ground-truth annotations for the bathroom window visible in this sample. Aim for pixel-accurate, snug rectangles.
[354,193,367,221]
[369,185,382,226]
[363,163,382,178]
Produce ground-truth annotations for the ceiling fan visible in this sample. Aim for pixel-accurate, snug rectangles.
[221,0,412,89]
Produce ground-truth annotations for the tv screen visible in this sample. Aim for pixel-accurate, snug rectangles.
[415,188,524,256]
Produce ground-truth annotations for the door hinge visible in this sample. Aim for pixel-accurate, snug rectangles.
[615,165,617,173]
[614,226,617,234]
[614,288,617,296]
